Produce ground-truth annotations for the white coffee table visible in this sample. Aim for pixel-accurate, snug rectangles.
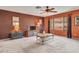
[36,33,54,45]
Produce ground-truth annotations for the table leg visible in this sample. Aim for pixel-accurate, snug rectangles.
[41,37,45,45]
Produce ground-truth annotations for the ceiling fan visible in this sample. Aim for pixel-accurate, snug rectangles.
[36,6,57,14]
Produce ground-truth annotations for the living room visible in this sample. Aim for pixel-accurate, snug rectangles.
[0,6,79,53]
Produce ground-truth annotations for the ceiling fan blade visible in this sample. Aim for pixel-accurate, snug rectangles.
[36,6,41,9]
[50,8,55,10]
[50,11,57,13]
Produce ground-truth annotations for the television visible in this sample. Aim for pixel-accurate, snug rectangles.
[30,26,36,30]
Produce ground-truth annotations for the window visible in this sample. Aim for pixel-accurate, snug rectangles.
[50,16,68,31]
[75,16,79,26]
[54,17,63,30]
[12,16,20,32]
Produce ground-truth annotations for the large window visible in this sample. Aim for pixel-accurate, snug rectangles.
[63,17,68,31]
[12,16,20,32]
[50,18,54,30]
[50,16,68,31]
[54,17,64,30]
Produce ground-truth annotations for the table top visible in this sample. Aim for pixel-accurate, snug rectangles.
[37,33,53,37]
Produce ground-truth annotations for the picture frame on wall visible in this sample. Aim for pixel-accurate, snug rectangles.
[75,16,79,26]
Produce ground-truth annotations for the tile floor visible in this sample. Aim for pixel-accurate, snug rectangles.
[0,35,79,53]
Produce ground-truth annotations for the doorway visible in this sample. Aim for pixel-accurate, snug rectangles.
[67,16,72,38]
[48,20,50,33]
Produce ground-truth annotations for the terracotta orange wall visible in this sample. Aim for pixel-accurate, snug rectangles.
[0,10,41,39]
[0,9,79,39]
[44,9,79,39]
[71,11,79,38]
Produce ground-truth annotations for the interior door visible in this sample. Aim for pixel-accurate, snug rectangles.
[67,16,72,38]
[48,20,50,33]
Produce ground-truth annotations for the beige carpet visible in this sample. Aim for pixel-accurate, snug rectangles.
[0,36,79,53]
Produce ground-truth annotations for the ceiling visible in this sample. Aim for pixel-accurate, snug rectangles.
[0,6,79,17]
